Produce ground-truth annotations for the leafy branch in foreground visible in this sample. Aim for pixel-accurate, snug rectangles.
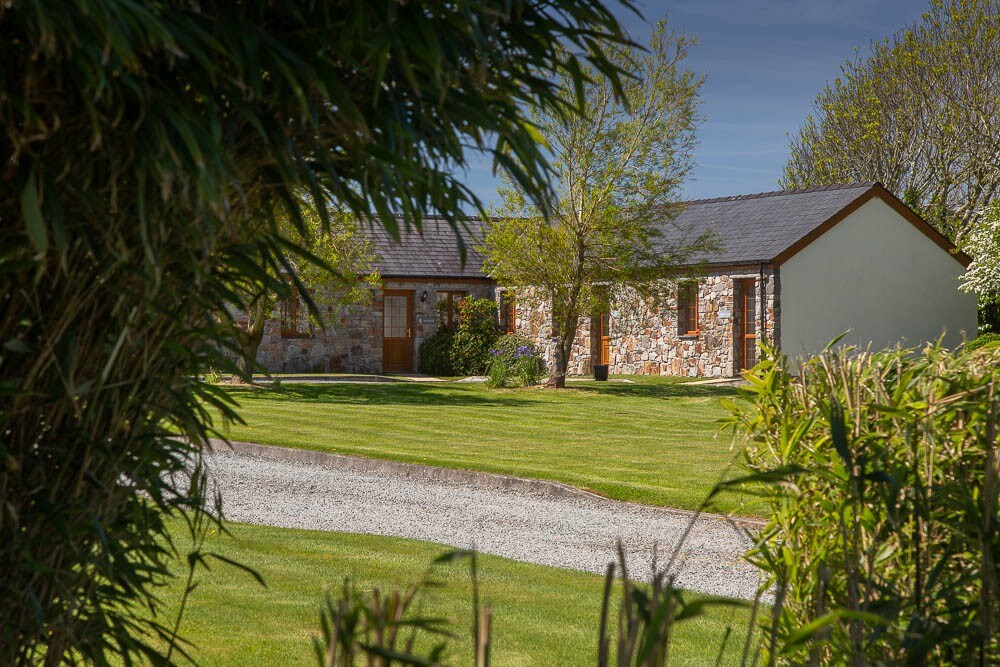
[0,1,637,663]
[231,204,380,380]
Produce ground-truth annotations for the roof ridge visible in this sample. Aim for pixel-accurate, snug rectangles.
[682,182,877,206]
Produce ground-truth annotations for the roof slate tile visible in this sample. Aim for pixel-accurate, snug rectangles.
[655,183,876,265]
[365,217,488,278]
[363,183,881,278]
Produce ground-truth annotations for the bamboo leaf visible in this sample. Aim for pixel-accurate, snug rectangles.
[20,170,47,256]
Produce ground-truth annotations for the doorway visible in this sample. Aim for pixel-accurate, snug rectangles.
[737,279,758,371]
[382,290,414,372]
[593,311,611,366]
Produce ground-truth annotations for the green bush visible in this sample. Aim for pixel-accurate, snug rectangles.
[418,329,455,376]
[486,334,547,388]
[449,297,502,376]
[726,344,1000,665]
[966,331,1000,351]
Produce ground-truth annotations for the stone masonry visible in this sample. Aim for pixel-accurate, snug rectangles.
[235,271,777,378]
[237,280,492,374]
[515,269,778,378]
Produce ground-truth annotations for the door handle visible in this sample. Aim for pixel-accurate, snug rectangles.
[407,328,412,338]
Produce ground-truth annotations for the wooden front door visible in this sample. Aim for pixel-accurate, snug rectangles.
[382,290,414,372]
[737,279,758,371]
[594,312,610,365]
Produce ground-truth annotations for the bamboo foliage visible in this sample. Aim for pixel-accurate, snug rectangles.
[726,343,1000,664]
[0,1,635,663]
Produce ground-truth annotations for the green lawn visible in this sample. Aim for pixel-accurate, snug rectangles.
[156,520,756,665]
[214,377,755,514]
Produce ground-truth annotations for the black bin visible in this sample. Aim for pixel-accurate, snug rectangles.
[593,364,609,381]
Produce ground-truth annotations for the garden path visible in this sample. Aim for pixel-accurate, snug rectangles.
[203,447,764,601]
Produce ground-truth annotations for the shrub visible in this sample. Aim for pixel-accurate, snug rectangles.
[513,346,547,387]
[966,331,1000,352]
[725,344,1000,665]
[418,329,455,376]
[486,334,546,388]
[314,579,453,665]
[449,297,502,376]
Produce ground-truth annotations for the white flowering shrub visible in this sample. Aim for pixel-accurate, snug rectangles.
[962,204,1000,302]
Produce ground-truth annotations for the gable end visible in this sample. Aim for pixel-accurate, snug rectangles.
[772,184,970,268]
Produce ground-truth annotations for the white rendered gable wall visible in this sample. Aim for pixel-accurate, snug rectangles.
[779,197,978,359]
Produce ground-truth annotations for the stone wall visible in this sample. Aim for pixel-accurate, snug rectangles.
[233,269,778,378]
[233,279,493,374]
[514,269,778,378]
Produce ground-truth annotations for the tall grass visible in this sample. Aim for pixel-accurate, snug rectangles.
[726,343,1000,664]
[313,545,751,667]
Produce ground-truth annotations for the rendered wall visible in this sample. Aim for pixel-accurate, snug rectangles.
[779,197,977,359]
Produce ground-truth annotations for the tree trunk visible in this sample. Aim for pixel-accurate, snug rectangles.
[548,340,567,388]
[547,311,579,389]
[235,298,268,382]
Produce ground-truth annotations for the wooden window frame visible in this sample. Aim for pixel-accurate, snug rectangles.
[500,292,517,334]
[677,282,699,336]
[740,278,758,370]
[280,288,312,339]
[440,290,467,329]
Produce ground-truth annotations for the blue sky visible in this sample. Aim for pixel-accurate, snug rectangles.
[463,0,928,204]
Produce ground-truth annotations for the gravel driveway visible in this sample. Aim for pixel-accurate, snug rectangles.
[204,448,763,601]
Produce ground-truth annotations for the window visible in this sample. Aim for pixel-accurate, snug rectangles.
[499,292,516,334]
[280,288,311,338]
[440,290,467,328]
[677,282,699,335]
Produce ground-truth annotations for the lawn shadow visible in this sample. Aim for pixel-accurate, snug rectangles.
[569,381,743,400]
[225,382,539,408]
[224,378,743,406]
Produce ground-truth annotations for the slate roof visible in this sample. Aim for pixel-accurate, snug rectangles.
[362,183,956,278]
[364,216,488,279]
[655,182,877,266]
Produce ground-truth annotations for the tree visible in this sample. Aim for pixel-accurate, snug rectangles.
[483,18,715,388]
[0,1,635,662]
[232,206,379,379]
[782,0,1000,242]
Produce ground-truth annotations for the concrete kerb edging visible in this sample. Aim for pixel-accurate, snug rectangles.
[206,438,765,530]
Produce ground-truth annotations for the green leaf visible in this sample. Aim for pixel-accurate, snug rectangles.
[780,609,890,653]
[20,169,47,256]
[829,396,852,470]
[207,553,267,588]
[4,339,31,354]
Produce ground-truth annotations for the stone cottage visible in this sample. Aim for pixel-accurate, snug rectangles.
[247,218,493,374]
[242,182,977,377]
